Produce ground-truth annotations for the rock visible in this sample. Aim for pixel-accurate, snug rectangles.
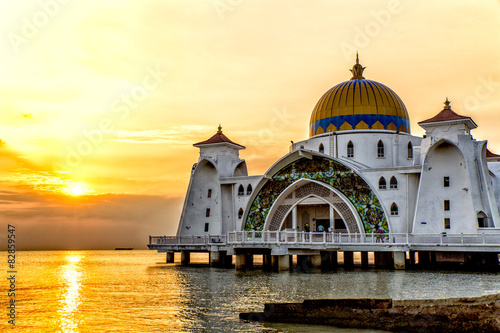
[240,293,500,332]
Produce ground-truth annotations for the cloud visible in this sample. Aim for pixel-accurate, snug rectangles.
[0,188,183,250]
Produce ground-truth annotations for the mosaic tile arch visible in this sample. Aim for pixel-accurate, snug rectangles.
[244,156,389,234]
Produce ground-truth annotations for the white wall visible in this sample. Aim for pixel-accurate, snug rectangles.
[177,159,221,236]
[293,131,422,169]
[413,141,475,233]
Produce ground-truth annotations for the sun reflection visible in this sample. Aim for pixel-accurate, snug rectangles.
[58,254,83,333]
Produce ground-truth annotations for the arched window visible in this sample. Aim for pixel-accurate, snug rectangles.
[390,176,398,189]
[477,211,488,228]
[379,177,386,189]
[246,184,252,195]
[347,141,354,158]
[238,185,244,196]
[377,140,384,158]
[407,141,413,159]
[390,203,398,216]
[238,208,244,219]
[319,143,324,154]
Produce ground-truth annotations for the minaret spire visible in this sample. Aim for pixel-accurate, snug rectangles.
[350,52,366,80]
[443,97,451,110]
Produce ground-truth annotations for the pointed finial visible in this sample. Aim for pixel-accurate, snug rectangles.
[350,52,365,80]
[443,97,451,110]
[217,124,223,134]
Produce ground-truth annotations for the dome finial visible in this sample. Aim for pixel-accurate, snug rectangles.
[350,52,365,80]
[444,97,451,110]
[217,124,223,134]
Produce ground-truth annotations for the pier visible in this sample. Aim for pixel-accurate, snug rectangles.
[148,230,500,271]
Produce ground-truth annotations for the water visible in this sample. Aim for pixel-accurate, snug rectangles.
[3,251,499,332]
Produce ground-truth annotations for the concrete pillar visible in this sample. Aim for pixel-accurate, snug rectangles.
[320,251,331,269]
[409,251,416,267]
[330,251,338,268]
[263,254,272,270]
[310,255,322,268]
[374,252,393,268]
[180,251,190,265]
[277,255,290,272]
[222,253,233,267]
[166,252,174,263]
[394,251,406,270]
[297,255,309,271]
[271,255,278,269]
[235,254,246,271]
[210,251,221,267]
[361,252,369,268]
[245,254,254,269]
[343,251,354,268]
[292,206,297,230]
[418,251,430,267]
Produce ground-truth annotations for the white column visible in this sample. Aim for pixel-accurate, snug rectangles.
[292,206,297,229]
[329,205,334,231]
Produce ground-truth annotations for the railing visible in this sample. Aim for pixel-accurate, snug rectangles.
[149,232,500,247]
[228,231,500,246]
[149,234,227,246]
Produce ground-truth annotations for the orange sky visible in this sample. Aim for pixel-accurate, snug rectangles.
[0,0,499,249]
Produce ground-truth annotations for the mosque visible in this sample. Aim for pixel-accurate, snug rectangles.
[153,56,500,270]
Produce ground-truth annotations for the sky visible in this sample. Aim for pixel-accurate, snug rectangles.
[0,0,499,250]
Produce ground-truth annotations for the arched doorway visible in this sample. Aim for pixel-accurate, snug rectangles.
[264,180,361,233]
[280,195,349,233]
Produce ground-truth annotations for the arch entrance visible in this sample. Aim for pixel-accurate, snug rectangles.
[264,181,361,233]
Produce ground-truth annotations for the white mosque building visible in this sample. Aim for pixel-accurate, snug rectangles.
[151,57,500,270]
[177,57,500,237]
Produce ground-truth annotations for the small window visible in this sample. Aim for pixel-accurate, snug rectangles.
[407,142,413,159]
[238,208,244,219]
[390,176,398,189]
[319,143,324,154]
[377,140,384,158]
[206,208,210,217]
[347,141,354,158]
[390,203,398,216]
[443,177,450,187]
[204,223,209,232]
[207,189,212,198]
[444,218,450,229]
[379,177,386,189]
[477,211,487,228]
[238,185,244,196]
[246,184,252,195]
[444,200,450,211]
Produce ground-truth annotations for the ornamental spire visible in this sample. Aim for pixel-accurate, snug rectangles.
[443,97,451,110]
[217,124,223,134]
[350,52,366,80]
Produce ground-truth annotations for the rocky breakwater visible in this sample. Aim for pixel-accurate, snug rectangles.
[240,293,500,332]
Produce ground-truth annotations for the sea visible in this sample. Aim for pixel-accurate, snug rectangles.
[2,250,499,332]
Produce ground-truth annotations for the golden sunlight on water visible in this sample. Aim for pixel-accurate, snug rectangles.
[58,254,83,333]
[9,251,500,332]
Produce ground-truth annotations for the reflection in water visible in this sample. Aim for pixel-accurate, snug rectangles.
[17,251,500,332]
[58,254,83,333]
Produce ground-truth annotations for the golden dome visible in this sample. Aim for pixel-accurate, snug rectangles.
[309,56,410,137]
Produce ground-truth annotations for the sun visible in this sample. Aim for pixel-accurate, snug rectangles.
[66,182,89,196]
